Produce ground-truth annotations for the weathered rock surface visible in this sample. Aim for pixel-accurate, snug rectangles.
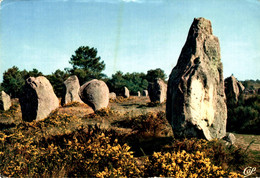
[143,90,148,97]
[20,76,59,122]
[61,75,83,106]
[0,91,11,111]
[237,81,245,93]
[148,78,167,103]
[225,75,244,104]
[166,17,227,140]
[137,91,141,97]
[79,79,109,111]
[123,87,130,98]
[109,92,117,100]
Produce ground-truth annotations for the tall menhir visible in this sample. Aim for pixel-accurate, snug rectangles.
[166,17,227,140]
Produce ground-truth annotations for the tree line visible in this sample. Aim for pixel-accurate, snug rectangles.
[0,46,167,98]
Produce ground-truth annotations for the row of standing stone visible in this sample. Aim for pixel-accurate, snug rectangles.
[1,17,251,141]
[5,74,166,122]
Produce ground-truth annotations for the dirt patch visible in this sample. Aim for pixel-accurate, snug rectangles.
[233,133,260,152]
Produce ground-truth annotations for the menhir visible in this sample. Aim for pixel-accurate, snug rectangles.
[224,75,244,105]
[166,17,227,140]
[61,75,83,106]
[19,76,59,122]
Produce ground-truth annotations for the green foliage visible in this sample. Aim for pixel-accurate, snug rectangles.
[107,68,167,95]
[107,71,125,94]
[2,66,25,98]
[146,68,167,83]
[240,79,260,90]
[46,69,69,98]
[227,95,260,134]
[22,68,43,79]
[68,46,106,84]
[124,72,148,95]
[1,67,43,98]
[107,71,148,95]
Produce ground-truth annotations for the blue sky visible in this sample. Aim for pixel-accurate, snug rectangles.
[0,0,259,82]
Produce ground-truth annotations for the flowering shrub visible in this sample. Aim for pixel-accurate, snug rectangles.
[0,110,246,177]
[0,124,143,177]
[79,133,143,177]
[145,150,243,177]
[162,138,248,171]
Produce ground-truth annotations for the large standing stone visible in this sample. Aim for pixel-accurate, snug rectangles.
[142,90,148,97]
[224,75,244,104]
[61,75,83,106]
[166,17,227,140]
[0,91,11,111]
[148,78,167,103]
[137,91,141,97]
[79,79,109,111]
[20,76,59,122]
[123,87,130,98]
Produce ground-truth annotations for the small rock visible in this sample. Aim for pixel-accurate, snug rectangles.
[223,133,236,145]
[0,91,11,111]
[109,92,117,100]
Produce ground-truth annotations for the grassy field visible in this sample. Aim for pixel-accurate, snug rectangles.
[0,96,259,177]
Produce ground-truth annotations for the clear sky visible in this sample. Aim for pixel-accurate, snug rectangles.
[0,0,259,82]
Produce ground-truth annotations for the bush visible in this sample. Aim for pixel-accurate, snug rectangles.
[162,138,248,172]
[227,95,260,134]
[0,127,244,177]
[114,112,170,137]
[0,126,143,177]
[144,150,242,177]
[0,110,246,177]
